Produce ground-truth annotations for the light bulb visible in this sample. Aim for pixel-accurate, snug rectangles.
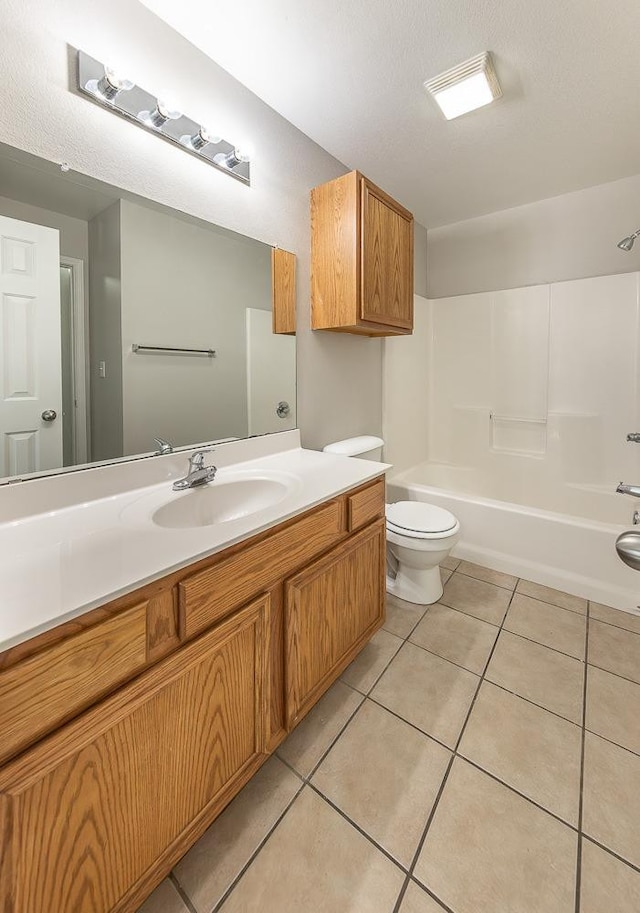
[86,66,134,102]
[180,126,222,150]
[139,99,183,129]
[213,146,251,169]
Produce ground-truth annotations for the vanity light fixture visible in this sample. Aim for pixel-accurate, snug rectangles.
[424,52,502,120]
[77,50,251,185]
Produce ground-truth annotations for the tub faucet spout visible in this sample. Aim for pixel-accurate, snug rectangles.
[616,482,640,498]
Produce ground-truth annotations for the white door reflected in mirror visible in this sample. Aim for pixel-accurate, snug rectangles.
[0,216,62,477]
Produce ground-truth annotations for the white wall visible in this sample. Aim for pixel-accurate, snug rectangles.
[384,274,640,524]
[0,0,431,454]
[428,173,640,299]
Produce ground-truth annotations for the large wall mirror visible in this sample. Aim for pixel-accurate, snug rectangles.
[0,142,296,484]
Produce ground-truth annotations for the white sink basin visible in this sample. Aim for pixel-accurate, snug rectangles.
[153,478,290,529]
[120,469,299,530]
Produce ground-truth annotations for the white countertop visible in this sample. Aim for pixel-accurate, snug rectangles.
[0,437,388,653]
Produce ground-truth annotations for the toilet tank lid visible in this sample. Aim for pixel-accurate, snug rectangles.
[322,435,384,456]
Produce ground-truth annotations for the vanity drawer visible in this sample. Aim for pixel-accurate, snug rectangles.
[180,498,344,639]
[0,603,148,764]
[347,478,385,531]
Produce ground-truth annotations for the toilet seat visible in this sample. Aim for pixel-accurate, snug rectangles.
[386,501,459,539]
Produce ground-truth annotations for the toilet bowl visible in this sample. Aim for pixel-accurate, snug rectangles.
[386,501,460,605]
[321,436,461,606]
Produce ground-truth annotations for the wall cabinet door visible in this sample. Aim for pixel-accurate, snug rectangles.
[0,595,270,913]
[360,177,413,331]
[285,520,385,726]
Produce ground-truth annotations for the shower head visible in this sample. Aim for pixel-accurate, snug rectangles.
[618,229,640,251]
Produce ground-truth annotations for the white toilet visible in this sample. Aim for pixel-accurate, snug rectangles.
[322,436,460,605]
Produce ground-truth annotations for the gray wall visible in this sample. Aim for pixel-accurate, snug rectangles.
[119,199,270,454]
[88,201,123,460]
[1,0,431,453]
[427,173,640,298]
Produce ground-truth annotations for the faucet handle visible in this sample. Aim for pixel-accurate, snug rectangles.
[628,433,640,443]
[189,448,215,470]
[154,437,173,455]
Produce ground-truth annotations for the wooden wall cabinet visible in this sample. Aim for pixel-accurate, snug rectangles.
[271,247,296,334]
[0,477,386,913]
[311,170,414,336]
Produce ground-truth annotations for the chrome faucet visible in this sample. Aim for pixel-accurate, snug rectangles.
[173,449,217,491]
[616,482,640,498]
[627,433,640,443]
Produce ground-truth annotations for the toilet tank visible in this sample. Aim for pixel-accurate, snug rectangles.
[322,435,384,461]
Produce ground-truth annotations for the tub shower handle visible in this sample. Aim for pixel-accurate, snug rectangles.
[627,433,640,443]
[616,482,640,498]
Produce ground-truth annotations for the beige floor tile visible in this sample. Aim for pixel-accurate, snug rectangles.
[174,757,301,912]
[414,758,577,913]
[580,839,640,913]
[485,630,584,723]
[516,579,587,614]
[590,601,640,635]
[586,665,640,756]
[441,556,460,571]
[410,604,499,675]
[278,680,363,777]
[383,595,427,639]
[583,732,640,868]
[137,880,188,913]
[504,593,586,659]
[398,881,447,913]
[371,642,479,748]
[341,629,404,694]
[457,560,517,590]
[458,681,582,825]
[218,787,404,913]
[312,700,451,866]
[440,567,453,586]
[440,573,511,625]
[589,620,640,684]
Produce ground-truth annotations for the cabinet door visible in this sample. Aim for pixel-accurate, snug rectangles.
[360,177,413,331]
[0,595,270,913]
[285,520,385,726]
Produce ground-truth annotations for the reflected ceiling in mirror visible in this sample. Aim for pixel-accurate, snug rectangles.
[0,143,296,484]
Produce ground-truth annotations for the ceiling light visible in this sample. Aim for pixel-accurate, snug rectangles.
[180,127,221,150]
[424,52,502,120]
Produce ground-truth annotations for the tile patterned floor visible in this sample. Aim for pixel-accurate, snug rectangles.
[138,561,640,913]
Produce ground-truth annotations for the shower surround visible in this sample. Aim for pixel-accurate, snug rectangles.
[384,280,640,610]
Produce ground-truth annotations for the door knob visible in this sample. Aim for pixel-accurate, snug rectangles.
[276,401,291,418]
[41,409,57,422]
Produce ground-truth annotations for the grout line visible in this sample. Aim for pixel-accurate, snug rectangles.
[391,579,520,911]
[403,637,487,678]
[583,726,640,760]
[449,567,518,592]
[586,660,640,689]
[499,625,586,664]
[574,601,590,913]
[207,778,306,913]
[422,597,502,629]
[588,605,640,637]
[484,678,582,727]
[169,872,198,913]
[513,585,588,617]
[307,782,410,874]
[581,834,640,876]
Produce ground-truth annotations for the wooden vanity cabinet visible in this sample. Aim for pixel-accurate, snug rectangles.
[0,477,386,913]
[311,170,414,336]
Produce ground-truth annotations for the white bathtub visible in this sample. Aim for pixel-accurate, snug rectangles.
[387,462,640,612]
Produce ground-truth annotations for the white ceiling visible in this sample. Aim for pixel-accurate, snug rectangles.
[140,0,640,228]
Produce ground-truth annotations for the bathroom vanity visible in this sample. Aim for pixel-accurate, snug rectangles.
[0,437,387,913]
